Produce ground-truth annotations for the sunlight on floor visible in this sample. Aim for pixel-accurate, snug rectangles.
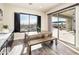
[31,44,42,50]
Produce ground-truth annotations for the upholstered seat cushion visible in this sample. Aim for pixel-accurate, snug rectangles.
[28,38,53,46]
[41,32,52,38]
[29,34,44,40]
[26,32,52,41]
[44,33,49,38]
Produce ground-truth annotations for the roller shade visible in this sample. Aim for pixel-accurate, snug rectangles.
[37,16,41,32]
[14,13,20,32]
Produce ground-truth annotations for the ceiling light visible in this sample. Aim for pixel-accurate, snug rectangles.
[39,6,42,8]
[28,3,32,5]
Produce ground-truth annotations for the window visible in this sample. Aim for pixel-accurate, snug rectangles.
[30,15,37,31]
[20,14,37,32]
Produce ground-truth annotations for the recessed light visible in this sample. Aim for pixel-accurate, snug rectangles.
[28,3,32,5]
[39,6,42,8]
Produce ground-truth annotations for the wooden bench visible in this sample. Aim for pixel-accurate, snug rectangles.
[27,37,57,55]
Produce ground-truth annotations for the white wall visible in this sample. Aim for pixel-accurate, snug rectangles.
[1,4,48,32]
[75,6,79,47]
[0,4,4,31]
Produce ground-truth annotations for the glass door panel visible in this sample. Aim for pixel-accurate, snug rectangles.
[59,9,75,45]
[52,14,59,39]
[20,14,38,32]
[30,15,37,32]
[20,14,29,32]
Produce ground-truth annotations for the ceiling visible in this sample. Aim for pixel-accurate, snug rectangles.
[6,3,60,12]
[60,9,75,18]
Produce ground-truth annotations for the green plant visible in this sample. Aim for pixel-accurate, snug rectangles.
[37,26,41,32]
[3,25,8,29]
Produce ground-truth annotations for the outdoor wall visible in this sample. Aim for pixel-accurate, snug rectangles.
[66,18,72,31]
[2,4,48,32]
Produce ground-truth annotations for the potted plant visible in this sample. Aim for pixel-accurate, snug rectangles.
[2,24,9,33]
[37,26,41,33]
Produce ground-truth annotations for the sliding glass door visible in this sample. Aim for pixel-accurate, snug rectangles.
[20,14,37,32]
[51,8,76,45]
[58,9,76,45]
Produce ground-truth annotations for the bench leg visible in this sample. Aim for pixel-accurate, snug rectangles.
[27,45,31,55]
[51,40,53,44]
[55,39,57,46]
